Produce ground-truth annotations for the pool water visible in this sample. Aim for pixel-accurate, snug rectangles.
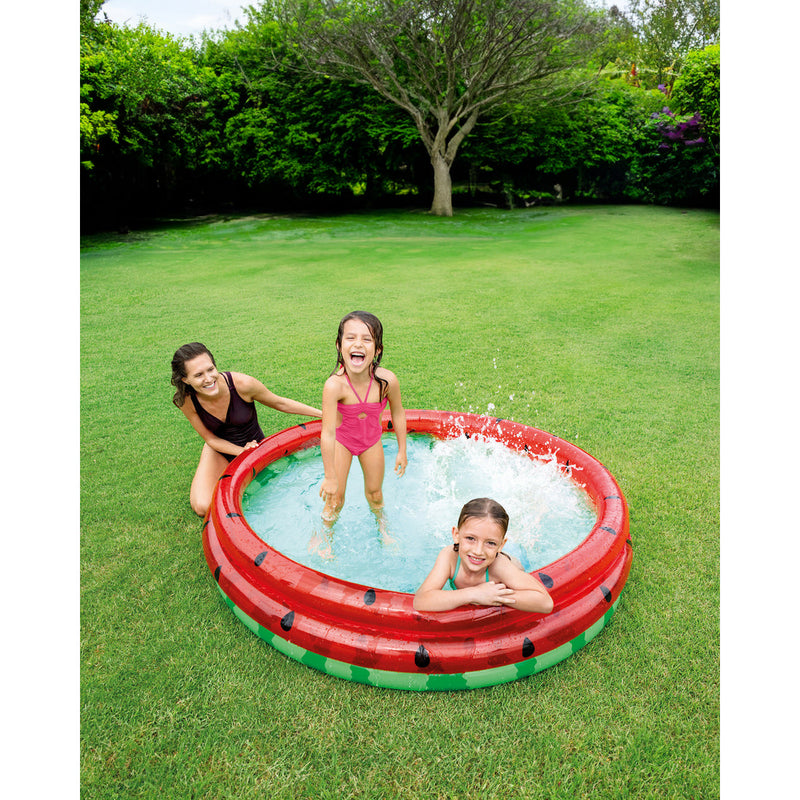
[241,432,597,593]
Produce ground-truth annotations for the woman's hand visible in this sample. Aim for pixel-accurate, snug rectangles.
[394,452,407,476]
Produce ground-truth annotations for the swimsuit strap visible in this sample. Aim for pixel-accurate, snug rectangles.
[193,371,234,424]
[344,371,374,405]
[449,554,491,589]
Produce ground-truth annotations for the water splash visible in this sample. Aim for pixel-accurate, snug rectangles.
[242,432,595,593]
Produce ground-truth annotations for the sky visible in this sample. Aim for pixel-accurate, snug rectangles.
[100,0,249,37]
[97,0,635,39]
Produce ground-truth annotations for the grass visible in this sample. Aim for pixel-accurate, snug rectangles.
[80,205,719,798]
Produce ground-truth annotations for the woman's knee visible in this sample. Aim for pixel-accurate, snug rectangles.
[191,495,210,518]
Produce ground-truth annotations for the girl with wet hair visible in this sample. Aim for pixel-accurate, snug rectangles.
[318,311,407,529]
[413,498,554,614]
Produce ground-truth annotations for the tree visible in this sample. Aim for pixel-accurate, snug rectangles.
[670,43,719,138]
[197,11,422,206]
[81,14,119,171]
[626,0,719,86]
[625,43,720,209]
[81,17,217,227]
[80,0,106,29]
[264,0,601,216]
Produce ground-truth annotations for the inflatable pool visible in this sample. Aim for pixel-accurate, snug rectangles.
[202,410,632,691]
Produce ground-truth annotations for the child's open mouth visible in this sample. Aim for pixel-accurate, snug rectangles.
[350,352,366,365]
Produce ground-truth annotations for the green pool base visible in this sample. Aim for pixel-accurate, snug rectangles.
[216,584,621,691]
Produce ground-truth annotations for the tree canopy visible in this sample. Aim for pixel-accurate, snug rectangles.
[268,0,602,215]
[626,0,720,84]
[80,0,720,230]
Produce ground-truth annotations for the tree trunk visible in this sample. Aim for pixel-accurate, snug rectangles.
[429,152,453,217]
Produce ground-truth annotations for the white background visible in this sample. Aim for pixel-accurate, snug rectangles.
[3,1,794,796]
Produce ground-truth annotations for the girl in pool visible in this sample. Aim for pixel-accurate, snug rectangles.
[318,311,407,528]
[414,498,554,613]
[171,342,321,517]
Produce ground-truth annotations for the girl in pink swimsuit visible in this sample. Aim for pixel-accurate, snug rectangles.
[318,311,407,535]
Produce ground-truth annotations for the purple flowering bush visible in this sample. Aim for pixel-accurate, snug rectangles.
[626,46,719,206]
[626,101,718,206]
[651,108,706,150]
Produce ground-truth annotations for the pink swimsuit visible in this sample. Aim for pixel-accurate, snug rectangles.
[336,373,388,456]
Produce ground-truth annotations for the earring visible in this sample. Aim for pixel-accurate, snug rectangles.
[452,543,459,552]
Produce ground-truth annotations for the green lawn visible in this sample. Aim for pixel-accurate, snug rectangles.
[80,205,719,798]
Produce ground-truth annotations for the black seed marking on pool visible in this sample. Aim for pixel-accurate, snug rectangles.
[281,611,295,631]
[415,645,431,668]
[522,638,536,658]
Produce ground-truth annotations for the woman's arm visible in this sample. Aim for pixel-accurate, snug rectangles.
[234,373,322,417]
[178,401,246,458]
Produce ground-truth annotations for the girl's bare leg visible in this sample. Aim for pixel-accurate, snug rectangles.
[323,441,353,525]
[310,442,353,557]
[358,440,385,510]
[358,441,395,546]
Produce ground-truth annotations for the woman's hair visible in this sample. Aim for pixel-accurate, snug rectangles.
[171,342,216,407]
[456,498,510,536]
[333,310,388,399]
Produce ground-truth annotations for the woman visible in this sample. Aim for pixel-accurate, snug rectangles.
[171,342,321,517]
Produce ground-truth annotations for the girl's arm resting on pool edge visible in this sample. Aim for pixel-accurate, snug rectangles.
[414,550,555,613]
[412,549,502,611]
[490,557,554,614]
[235,373,322,417]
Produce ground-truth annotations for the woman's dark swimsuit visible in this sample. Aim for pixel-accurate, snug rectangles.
[191,371,264,462]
